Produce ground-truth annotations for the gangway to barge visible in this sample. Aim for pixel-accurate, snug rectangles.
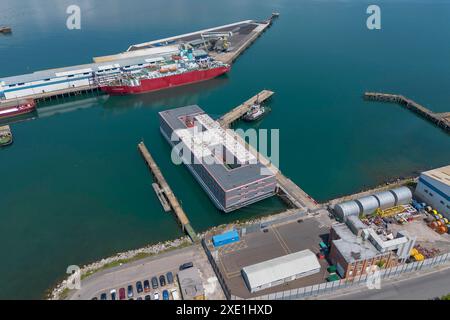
[218,91,320,213]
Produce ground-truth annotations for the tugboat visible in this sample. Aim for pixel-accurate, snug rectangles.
[243,103,266,122]
[0,125,13,147]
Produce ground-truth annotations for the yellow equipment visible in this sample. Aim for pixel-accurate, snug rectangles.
[376,206,406,218]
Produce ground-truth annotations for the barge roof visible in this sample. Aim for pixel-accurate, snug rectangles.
[159,105,275,191]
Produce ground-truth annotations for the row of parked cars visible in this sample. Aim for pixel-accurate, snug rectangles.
[97,271,176,300]
[94,261,193,301]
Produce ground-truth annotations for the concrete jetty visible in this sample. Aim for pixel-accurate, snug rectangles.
[138,142,198,242]
[364,92,449,133]
[218,89,274,127]
[209,14,278,65]
[218,92,320,212]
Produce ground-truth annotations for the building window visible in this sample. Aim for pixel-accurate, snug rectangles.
[440,201,445,205]
[429,193,433,197]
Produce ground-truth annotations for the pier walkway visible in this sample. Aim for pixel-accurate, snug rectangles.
[219,92,320,213]
[138,142,198,242]
[0,85,101,108]
[218,90,274,127]
[364,92,449,133]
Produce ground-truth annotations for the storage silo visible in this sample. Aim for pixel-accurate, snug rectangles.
[334,201,361,221]
[390,187,412,205]
[373,191,396,210]
[355,196,379,216]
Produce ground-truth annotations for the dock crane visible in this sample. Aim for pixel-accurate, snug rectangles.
[200,31,233,52]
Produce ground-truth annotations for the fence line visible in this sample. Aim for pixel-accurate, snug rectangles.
[230,252,450,300]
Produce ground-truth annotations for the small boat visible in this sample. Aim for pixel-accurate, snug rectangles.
[0,99,36,120]
[0,26,12,34]
[243,104,266,122]
[0,125,13,147]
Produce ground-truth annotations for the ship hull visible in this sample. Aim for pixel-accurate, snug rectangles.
[100,66,230,95]
[0,102,36,120]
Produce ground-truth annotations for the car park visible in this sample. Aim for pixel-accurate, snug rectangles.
[143,280,150,293]
[136,281,143,294]
[159,275,166,287]
[127,285,134,298]
[151,276,158,289]
[170,288,180,300]
[119,288,126,300]
[100,293,107,300]
[162,290,169,300]
[110,289,117,300]
[166,272,174,284]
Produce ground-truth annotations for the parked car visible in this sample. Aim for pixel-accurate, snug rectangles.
[179,262,193,270]
[166,272,174,284]
[144,295,151,300]
[91,297,98,300]
[159,275,166,287]
[136,281,143,294]
[100,293,107,300]
[143,280,150,293]
[151,276,159,289]
[127,285,134,298]
[170,288,180,300]
[153,291,160,300]
[162,290,169,300]
[119,288,126,300]
[137,297,143,300]
[110,289,117,300]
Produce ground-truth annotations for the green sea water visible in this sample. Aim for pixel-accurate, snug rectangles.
[0,0,449,299]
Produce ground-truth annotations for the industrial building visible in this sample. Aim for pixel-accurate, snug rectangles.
[159,105,277,213]
[241,249,321,293]
[329,218,416,279]
[177,267,205,300]
[334,186,413,221]
[415,165,450,218]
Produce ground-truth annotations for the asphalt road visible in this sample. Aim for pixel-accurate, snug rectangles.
[69,244,220,300]
[329,267,450,300]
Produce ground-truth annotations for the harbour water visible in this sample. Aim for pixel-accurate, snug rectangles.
[1,0,450,299]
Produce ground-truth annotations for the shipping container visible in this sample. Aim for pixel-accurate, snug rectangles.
[212,230,240,247]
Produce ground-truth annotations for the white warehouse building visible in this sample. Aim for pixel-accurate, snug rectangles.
[415,165,450,218]
[0,46,179,100]
[241,249,321,293]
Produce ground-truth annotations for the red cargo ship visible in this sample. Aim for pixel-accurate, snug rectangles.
[0,100,36,119]
[99,54,230,95]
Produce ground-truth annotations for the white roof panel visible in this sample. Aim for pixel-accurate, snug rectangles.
[242,249,321,289]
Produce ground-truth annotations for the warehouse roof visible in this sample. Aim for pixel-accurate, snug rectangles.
[422,165,450,187]
[177,267,205,300]
[242,250,321,290]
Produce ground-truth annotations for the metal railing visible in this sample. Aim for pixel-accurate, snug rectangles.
[230,252,450,300]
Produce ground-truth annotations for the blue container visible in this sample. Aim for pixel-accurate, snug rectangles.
[212,230,240,247]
